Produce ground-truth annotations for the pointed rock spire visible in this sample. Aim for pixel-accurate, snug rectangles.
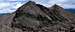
[52,4,61,8]
[50,4,64,16]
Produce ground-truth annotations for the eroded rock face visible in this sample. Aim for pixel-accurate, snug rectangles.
[13,1,52,27]
[10,1,75,32]
[50,4,64,16]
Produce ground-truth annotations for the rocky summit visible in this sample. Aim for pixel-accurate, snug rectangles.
[0,1,75,32]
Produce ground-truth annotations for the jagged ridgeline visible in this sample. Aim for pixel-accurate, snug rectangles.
[12,1,70,31]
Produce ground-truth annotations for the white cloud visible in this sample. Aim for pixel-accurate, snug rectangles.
[0,0,16,1]
[30,0,66,7]
[8,0,16,1]
[0,2,16,13]
[16,1,28,9]
[0,0,29,13]
[0,8,15,13]
[16,3,23,8]
[0,3,10,9]
[0,0,75,13]
[30,0,75,8]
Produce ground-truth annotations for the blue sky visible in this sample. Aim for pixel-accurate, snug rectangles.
[0,0,75,13]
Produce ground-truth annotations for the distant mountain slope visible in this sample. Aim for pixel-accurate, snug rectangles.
[0,13,10,16]
[64,9,75,13]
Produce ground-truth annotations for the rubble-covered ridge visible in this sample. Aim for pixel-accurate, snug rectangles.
[0,1,75,32]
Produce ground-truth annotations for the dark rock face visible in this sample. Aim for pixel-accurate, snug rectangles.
[14,1,52,27]
[10,1,75,32]
[50,4,64,16]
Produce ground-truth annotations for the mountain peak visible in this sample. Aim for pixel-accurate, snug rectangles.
[25,1,36,5]
[53,4,59,7]
[15,1,36,16]
[50,4,64,16]
[52,4,61,8]
[27,1,35,3]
